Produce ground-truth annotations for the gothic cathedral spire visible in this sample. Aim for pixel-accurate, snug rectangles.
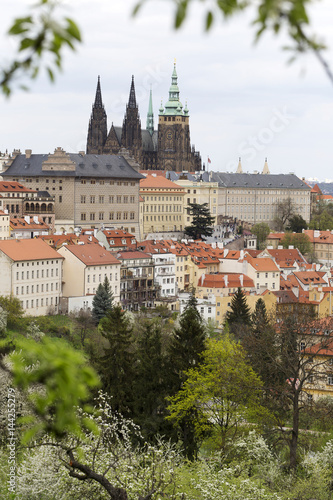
[122,75,142,155]
[146,87,154,136]
[86,76,107,154]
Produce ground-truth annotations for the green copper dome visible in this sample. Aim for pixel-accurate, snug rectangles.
[159,62,184,116]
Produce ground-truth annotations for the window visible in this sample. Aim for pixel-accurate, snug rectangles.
[81,195,86,203]
[109,212,114,220]
[130,212,135,220]
[99,195,104,204]
[81,213,86,221]
[99,212,104,220]
[116,212,121,220]
[265,272,268,278]
[59,195,62,203]
[117,196,121,203]
[90,196,95,204]
[90,213,95,221]
[328,375,333,385]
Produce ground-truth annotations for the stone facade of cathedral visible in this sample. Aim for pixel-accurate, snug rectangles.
[86,64,202,172]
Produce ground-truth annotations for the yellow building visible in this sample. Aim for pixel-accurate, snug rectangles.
[174,177,219,226]
[140,175,185,237]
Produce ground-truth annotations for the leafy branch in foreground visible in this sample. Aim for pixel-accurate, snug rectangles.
[133,0,333,86]
[2,0,81,96]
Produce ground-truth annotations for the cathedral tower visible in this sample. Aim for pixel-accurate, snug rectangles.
[121,76,142,162]
[157,63,200,171]
[86,76,107,154]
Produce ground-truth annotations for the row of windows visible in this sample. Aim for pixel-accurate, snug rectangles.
[142,195,182,201]
[80,180,136,186]
[16,282,59,294]
[257,272,276,278]
[87,286,118,295]
[21,296,58,309]
[81,212,135,221]
[81,195,136,204]
[144,205,182,213]
[16,268,58,280]
[87,273,118,283]
[145,215,181,222]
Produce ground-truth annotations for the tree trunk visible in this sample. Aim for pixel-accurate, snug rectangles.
[289,392,299,470]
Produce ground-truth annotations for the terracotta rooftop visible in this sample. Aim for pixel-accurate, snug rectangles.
[10,216,50,231]
[116,250,152,260]
[198,273,254,289]
[140,175,185,190]
[294,271,328,285]
[0,181,36,194]
[63,242,120,266]
[0,238,62,261]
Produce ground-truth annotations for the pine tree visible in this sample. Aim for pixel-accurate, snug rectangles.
[184,202,215,240]
[133,321,171,441]
[98,306,134,415]
[92,276,113,325]
[224,288,251,340]
[167,293,207,459]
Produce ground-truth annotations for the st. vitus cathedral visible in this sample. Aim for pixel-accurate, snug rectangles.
[86,63,202,172]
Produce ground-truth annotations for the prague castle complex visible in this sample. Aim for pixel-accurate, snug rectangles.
[86,63,202,172]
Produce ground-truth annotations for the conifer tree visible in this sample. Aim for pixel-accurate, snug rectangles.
[133,321,171,441]
[184,202,215,240]
[167,292,207,459]
[98,306,134,416]
[224,288,251,339]
[92,276,113,325]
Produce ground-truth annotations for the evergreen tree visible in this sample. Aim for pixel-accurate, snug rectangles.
[167,293,207,460]
[224,288,251,339]
[184,202,215,240]
[98,306,134,415]
[92,276,113,325]
[133,321,171,441]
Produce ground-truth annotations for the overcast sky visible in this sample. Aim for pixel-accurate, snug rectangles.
[1,0,333,181]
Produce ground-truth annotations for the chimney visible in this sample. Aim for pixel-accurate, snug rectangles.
[200,273,205,286]
[223,249,229,258]
[240,274,244,287]
[25,149,32,159]
[314,230,320,238]
[33,216,39,224]
[24,215,30,225]
[240,249,244,260]
[224,274,228,287]
[288,245,294,249]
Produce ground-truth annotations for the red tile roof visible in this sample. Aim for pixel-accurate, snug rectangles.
[0,181,36,194]
[140,175,185,190]
[198,273,254,289]
[0,238,62,261]
[64,243,120,266]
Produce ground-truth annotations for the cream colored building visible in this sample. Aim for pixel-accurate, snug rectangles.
[0,238,63,315]
[140,174,185,237]
[2,148,144,238]
[173,176,219,226]
[0,210,10,240]
[58,243,121,311]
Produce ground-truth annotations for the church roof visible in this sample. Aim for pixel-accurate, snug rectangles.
[3,152,145,180]
[113,126,158,153]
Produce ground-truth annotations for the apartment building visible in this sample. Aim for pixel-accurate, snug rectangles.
[0,238,63,315]
[10,216,50,239]
[58,242,121,312]
[2,148,144,237]
[140,174,185,236]
[95,228,137,251]
[117,250,160,310]
[0,210,10,240]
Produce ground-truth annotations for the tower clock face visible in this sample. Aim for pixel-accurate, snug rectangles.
[166,131,172,140]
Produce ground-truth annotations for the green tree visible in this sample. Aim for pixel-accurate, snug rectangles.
[184,202,215,240]
[281,232,311,255]
[0,295,24,330]
[286,214,308,232]
[92,276,113,325]
[167,293,207,459]
[98,306,134,416]
[167,336,264,451]
[224,288,252,339]
[309,209,333,231]
[251,222,270,249]
[273,196,297,231]
[133,321,171,441]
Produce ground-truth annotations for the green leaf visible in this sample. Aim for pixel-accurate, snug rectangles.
[205,11,214,31]
[65,18,82,42]
[175,1,188,29]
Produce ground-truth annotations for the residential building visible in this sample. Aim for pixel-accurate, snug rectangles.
[0,210,10,240]
[58,242,121,312]
[0,238,63,315]
[95,228,137,251]
[140,174,185,236]
[10,216,50,239]
[117,250,159,310]
[2,147,144,237]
